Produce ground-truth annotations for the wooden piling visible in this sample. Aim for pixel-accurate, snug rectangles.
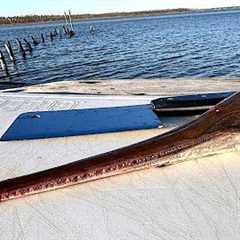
[0,50,9,76]
[90,25,96,34]
[41,34,45,43]
[68,10,75,37]
[50,32,54,41]
[63,26,68,34]
[69,30,75,38]
[16,39,26,58]
[68,10,74,32]
[63,11,75,37]
[4,41,15,63]
[66,27,70,35]
[23,39,32,53]
[54,28,58,36]
[31,36,39,45]
[64,11,68,26]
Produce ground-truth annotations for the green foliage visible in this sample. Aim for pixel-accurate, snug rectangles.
[1,7,239,25]
[0,9,192,25]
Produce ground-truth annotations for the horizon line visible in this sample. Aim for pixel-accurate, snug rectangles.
[1,6,240,18]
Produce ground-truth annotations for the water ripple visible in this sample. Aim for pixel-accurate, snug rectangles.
[1,10,240,82]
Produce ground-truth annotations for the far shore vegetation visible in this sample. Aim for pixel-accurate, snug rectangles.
[0,7,239,25]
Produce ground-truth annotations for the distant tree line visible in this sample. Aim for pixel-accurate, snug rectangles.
[0,15,64,24]
[1,7,239,25]
[0,9,192,25]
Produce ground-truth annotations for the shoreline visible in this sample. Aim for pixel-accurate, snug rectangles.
[1,7,240,26]
[0,9,191,25]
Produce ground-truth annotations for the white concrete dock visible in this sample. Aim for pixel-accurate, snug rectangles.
[0,79,240,240]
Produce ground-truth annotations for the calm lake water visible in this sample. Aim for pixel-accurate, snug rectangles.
[1,10,240,83]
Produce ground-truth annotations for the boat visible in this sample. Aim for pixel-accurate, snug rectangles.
[0,80,240,238]
[0,91,239,202]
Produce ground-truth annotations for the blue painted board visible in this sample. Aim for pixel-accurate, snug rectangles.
[1,105,161,141]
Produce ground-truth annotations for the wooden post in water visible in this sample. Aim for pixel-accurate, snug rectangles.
[0,50,9,76]
[69,30,75,38]
[90,25,96,34]
[54,28,58,36]
[66,27,71,35]
[23,39,32,53]
[64,11,68,26]
[41,34,45,43]
[16,39,26,58]
[49,32,54,41]
[67,27,71,35]
[68,10,74,32]
[31,36,39,45]
[63,26,68,34]
[64,11,75,37]
[68,10,75,37]
[4,41,16,63]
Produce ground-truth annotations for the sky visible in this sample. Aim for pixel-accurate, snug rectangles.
[1,0,240,17]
